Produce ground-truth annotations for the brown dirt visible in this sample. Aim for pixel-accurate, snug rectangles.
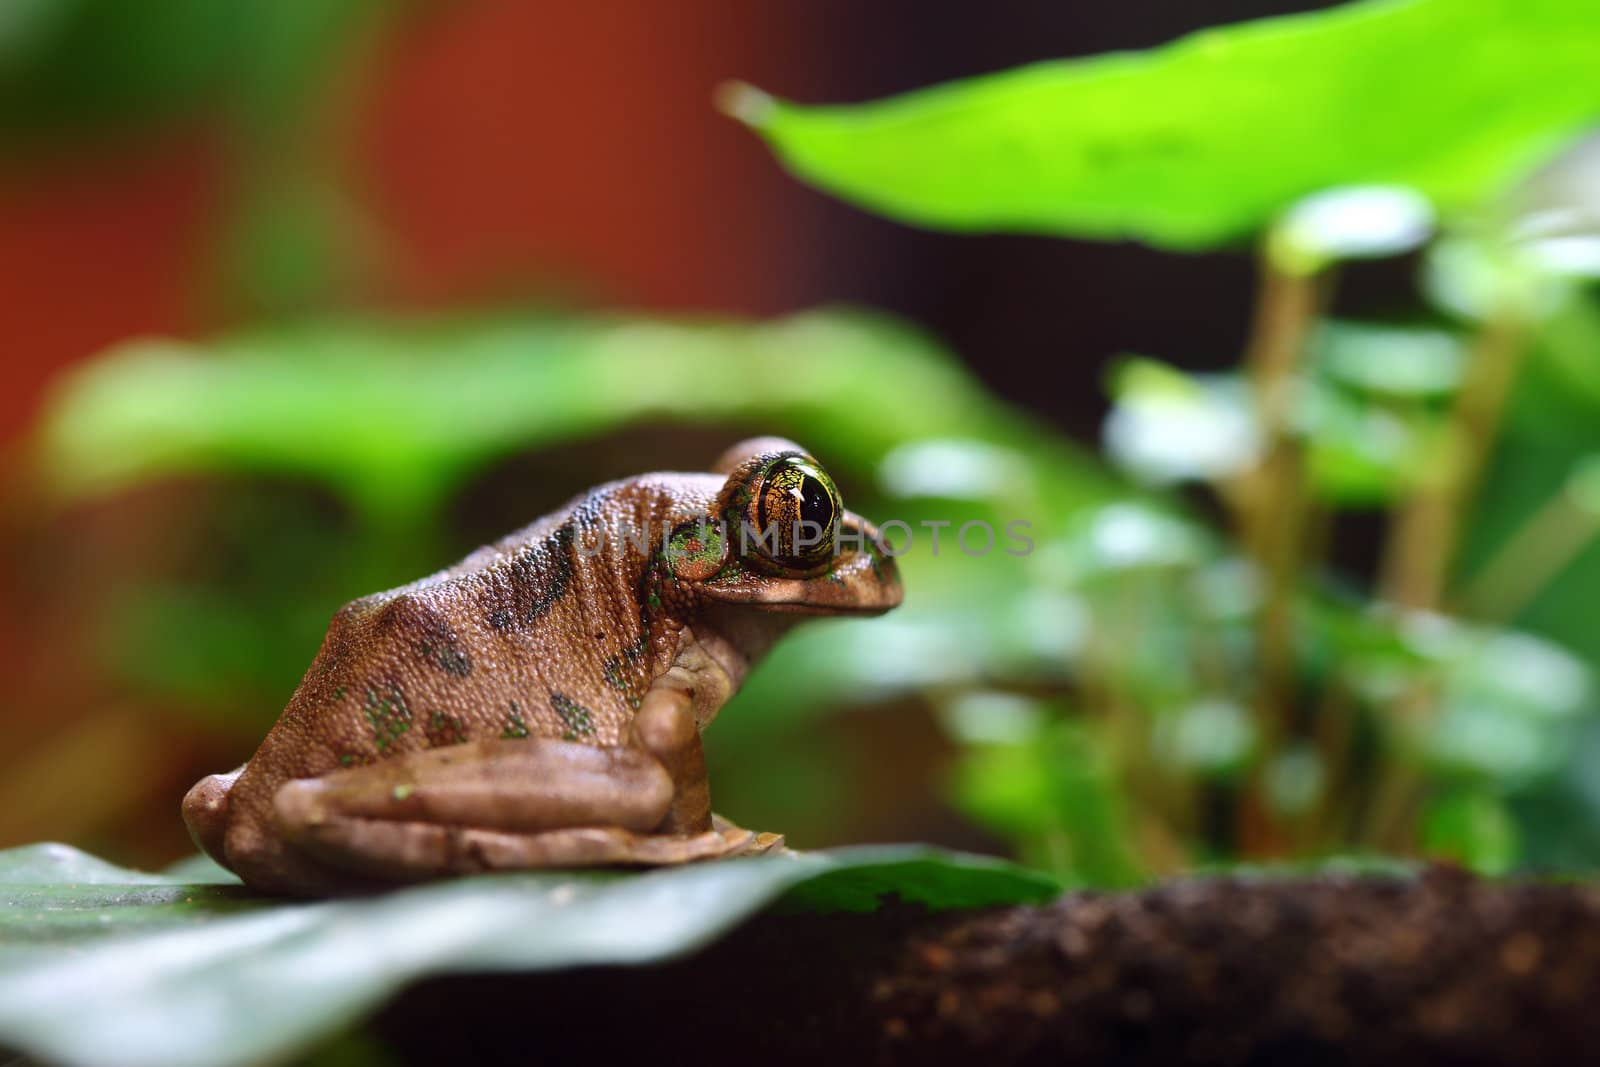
[378,865,1600,1066]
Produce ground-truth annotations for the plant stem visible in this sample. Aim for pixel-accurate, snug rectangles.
[1455,483,1600,621]
[1378,309,1529,612]
[1365,302,1530,851]
[1235,243,1330,853]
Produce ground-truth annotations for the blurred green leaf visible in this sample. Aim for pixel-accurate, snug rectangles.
[1271,185,1435,272]
[1300,380,1436,505]
[938,690,1048,747]
[1104,359,1261,485]
[1367,616,1596,785]
[1263,744,1325,818]
[36,309,1111,522]
[1106,349,1449,505]
[1421,787,1519,874]
[1312,320,1466,399]
[730,0,1600,248]
[949,719,1146,888]
[1152,698,1256,779]
[0,0,385,144]
[0,842,1056,1067]
[1055,500,1213,579]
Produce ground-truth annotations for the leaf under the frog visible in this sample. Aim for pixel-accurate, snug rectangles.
[0,842,1057,1067]
[729,0,1600,248]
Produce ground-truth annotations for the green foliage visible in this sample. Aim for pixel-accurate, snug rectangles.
[38,309,1108,522]
[0,843,1056,1067]
[728,0,1600,875]
[729,0,1600,249]
[0,0,384,143]
[946,704,1145,888]
[1421,788,1519,874]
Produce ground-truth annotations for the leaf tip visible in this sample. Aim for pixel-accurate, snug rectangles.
[715,81,776,128]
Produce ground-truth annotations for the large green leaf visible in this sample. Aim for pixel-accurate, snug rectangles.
[728,0,1600,248]
[35,308,1110,522]
[0,842,1057,1067]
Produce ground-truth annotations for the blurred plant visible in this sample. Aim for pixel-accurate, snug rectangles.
[732,0,1600,881]
[0,0,398,313]
[16,0,1600,890]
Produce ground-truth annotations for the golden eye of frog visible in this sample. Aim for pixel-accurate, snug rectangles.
[181,438,903,895]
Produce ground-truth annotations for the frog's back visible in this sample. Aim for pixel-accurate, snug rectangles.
[223,474,718,840]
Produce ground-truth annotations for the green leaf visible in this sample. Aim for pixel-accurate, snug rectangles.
[1152,698,1257,779]
[1422,788,1520,874]
[0,843,1057,1067]
[1104,358,1261,485]
[35,308,1111,523]
[949,721,1147,888]
[1312,320,1466,399]
[1271,185,1435,269]
[729,0,1600,248]
[0,0,383,145]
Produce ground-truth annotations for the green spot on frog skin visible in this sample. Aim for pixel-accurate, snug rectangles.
[602,631,650,694]
[338,753,357,767]
[364,687,412,752]
[668,521,726,567]
[392,784,414,801]
[333,686,345,700]
[550,691,596,741]
[501,701,530,740]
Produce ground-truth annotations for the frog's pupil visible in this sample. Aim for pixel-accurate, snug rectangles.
[799,475,833,533]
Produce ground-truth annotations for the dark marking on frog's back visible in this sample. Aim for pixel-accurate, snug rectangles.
[483,521,577,632]
[414,613,472,677]
[336,589,453,647]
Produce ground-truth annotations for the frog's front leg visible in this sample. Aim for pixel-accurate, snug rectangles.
[273,688,777,883]
[628,681,785,853]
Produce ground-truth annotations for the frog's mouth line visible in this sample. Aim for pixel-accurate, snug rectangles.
[694,511,903,613]
[740,599,900,616]
[697,567,903,615]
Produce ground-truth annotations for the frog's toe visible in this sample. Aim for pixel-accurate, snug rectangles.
[711,814,787,857]
[285,820,777,881]
[746,831,788,856]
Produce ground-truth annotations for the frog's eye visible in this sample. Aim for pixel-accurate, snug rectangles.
[740,455,842,571]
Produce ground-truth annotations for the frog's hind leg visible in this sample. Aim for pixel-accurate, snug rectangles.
[291,819,773,882]
[271,737,759,883]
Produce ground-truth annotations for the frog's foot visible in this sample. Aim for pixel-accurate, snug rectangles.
[285,820,771,882]
[711,813,787,856]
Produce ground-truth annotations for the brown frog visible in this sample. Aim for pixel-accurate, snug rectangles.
[182,438,902,895]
